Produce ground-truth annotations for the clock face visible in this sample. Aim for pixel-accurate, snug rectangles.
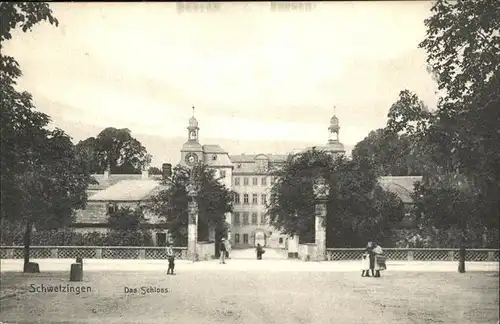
[185,153,198,166]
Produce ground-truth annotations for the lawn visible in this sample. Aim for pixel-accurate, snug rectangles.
[1,270,498,324]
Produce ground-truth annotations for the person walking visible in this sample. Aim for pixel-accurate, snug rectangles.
[361,250,371,277]
[373,242,386,277]
[166,242,175,275]
[224,238,231,259]
[256,243,265,260]
[363,241,375,277]
[219,238,227,264]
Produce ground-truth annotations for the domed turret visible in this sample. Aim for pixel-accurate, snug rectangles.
[189,116,198,128]
[186,106,199,142]
[301,106,345,156]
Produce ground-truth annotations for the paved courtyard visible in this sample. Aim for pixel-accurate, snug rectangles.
[0,260,498,324]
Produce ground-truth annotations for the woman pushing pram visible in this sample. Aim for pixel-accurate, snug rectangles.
[361,241,386,277]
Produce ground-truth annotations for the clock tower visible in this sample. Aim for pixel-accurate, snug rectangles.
[180,106,203,167]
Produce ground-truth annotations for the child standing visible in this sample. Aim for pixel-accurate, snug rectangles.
[166,243,175,275]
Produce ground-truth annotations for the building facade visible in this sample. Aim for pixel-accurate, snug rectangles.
[74,108,421,249]
[177,109,346,248]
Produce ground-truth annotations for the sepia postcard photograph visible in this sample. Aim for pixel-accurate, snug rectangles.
[0,1,499,323]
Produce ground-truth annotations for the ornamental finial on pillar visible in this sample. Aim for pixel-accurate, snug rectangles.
[313,175,330,200]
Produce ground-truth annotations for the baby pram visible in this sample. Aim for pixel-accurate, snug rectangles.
[375,254,387,271]
[373,245,386,273]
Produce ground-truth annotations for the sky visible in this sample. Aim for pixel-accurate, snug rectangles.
[4,1,439,167]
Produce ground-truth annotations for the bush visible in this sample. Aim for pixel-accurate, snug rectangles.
[0,226,154,246]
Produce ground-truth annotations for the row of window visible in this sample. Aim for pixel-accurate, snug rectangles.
[234,177,268,186]
[233,193,267,205]
[233,212,266,225]
[232,235,285,245]
[233,233,249,244]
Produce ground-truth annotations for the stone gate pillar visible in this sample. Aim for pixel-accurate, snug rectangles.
[187,181,199,261]
[313,176,330,262]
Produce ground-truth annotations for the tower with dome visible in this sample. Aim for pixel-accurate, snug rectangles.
[302,107,346,156]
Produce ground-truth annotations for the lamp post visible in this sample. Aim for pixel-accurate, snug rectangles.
[186,168,199,261]
[313,175,330,261]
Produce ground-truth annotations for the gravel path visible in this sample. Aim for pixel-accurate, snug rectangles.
[0,270,498,324]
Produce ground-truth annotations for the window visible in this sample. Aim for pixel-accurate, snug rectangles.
[235,234,240,244]
[243,177,249,186]
[242,212,249,225]
[251,212,257,225]
[279,237,284,244]
[233,212,240,225]
[107,203,118,214]
[252,177,258,186]
[260,213,267,225]
[243,194,249,204]
[234,177,240,186]
[243,234,249,244]
[252,194,258,204]
[237,163,242,169]
[261,177,267,186]
[234,193,240,204]
[220,170,226,178]
[212,154,217,161]
[261,194,267,205]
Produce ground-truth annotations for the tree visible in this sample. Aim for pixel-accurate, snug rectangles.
[106,206,153,246]
[148,166,162,175]
[1,3,95,272]
[420,0,500,229]
[108,206,146,230]
[150,164,233,246]
[74,137,101,174]
[1,2,58,84]
[411,175,496,248]
[386,0,500,250]
[75,128,152,174]
[267,150,404,247]
[352,128,429,176]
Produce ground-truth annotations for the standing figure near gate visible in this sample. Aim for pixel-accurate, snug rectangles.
[219,238,227,264]
[366,242,376,277]
[362,242,374,277]
[373,242,386,277]
[166,243,176,275]
[224,238,231,259]
[256,243,265,260]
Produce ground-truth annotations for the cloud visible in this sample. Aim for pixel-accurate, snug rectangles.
[3,1,437,165]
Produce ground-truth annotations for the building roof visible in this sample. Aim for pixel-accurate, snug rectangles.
[229,154,288,163]
[302,142,345,154]
[378,176,422,204]
[202,144,227,153]
[88,179,164,202]
[204,153,234,167]
[181,141,203,151]
[88,174,153,191]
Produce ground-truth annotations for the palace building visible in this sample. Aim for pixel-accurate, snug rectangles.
[74,107,421,249]
[178,108,345,248]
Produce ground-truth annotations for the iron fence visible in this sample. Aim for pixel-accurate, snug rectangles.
[0,246,187,260]
[325,248,499,261]
[0,246,496,261]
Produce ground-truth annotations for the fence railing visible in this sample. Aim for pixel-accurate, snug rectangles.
[325,248,499,262]
[0,246,188,260]
[0,246,497,261]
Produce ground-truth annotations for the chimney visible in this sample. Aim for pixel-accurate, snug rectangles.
[162,163,172,180]
[141,169,149,180]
